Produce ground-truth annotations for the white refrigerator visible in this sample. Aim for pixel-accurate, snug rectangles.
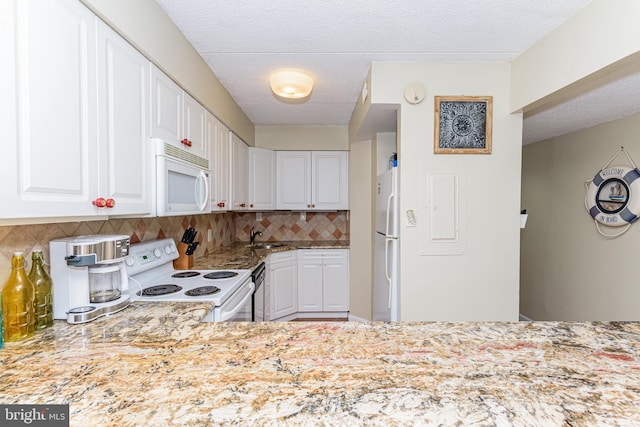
[373,167,399,321]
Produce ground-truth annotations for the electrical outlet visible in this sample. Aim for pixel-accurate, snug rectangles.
[300,212,306,221]
[256,212,263,221]
[207,229,213,242]
[405,209,417,227]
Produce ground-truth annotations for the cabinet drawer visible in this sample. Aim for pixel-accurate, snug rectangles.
[269,250,297,264]
[298,249,348,260]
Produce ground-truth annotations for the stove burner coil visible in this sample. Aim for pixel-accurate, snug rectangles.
[138,284,183,297]
[184,286,221,296]
[171,271,201,278]
[203,271,238,280]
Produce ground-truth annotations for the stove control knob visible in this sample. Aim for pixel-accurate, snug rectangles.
[164,245,172,254]
[153,248,162,258]
[125,256,135,267]
[170,243,177,253]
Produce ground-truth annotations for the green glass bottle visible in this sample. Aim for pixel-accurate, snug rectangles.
[2,252,36,342]
[28,250,53,330]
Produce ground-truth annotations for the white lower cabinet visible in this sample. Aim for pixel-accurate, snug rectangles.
[298,249,349,313]
[268,251,298,320]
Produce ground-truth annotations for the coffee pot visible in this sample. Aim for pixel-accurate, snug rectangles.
[50,235,131,324]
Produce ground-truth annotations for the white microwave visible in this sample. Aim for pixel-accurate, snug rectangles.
[153,139,211,216]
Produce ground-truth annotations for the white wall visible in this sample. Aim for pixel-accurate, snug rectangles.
[511,0,640,114]
[348,140,375,320]
[376,132,397,176]
[521,113,640,320]
[255,126,348,150]
[368,62,522,321]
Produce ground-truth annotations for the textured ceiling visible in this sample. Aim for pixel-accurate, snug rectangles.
[156,0,640,144]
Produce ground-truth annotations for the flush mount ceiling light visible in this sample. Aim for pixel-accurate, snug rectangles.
[270,69,313,99]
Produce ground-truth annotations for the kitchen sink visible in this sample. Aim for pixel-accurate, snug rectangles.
[247,243,287,249]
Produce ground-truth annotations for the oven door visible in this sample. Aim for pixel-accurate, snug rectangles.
[205,279,254,322]
[156,155,210,216]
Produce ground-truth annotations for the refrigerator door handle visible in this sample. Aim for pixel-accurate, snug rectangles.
[385,192,394,236]
[385,237,393,309]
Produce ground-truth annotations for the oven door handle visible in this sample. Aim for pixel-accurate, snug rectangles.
[217,280,255,322]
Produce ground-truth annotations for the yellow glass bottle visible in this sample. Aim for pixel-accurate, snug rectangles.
[28,250,53,330]
[2,252,36,342]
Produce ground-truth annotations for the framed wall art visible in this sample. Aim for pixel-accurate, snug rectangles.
[434,95,493,154]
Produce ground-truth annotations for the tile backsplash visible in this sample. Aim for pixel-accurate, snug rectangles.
[0,213,235,281]
[0,211,349,281]
[235,211,349,242]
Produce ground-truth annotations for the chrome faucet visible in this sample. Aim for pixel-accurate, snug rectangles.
[249,226,263,245]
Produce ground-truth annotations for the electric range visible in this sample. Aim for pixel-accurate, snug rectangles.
[124,238,253,322]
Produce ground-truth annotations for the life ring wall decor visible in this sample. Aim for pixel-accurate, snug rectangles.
[584,147,640,238]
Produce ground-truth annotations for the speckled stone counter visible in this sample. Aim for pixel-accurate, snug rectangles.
[194,240,350,270]
[1,303,639,426]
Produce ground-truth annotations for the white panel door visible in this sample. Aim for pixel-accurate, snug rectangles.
[209,117,231,211]
[321,249,349,311]
[183,93,208,160]
[312,151,349,210]
[298,256,323,312]
[1,0,100,220]
[270,260,298,320]
[231,133,249,210]
[249,147,276,210]
[150,64,182,144]
[97,21,152,216]
[277,151,311,210]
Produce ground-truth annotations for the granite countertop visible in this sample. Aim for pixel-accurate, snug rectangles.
[194,240,350,270]
[1,302,639,426]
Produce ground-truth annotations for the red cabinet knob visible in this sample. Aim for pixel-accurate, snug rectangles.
[105,198,116,208]
[181,138,192,147]
[240,203,246,208]
[92,197,107,208]
[217,202,225,208]
[250,204,254,208]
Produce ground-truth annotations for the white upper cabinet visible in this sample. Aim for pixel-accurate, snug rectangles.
[277,151,349,210]
[183,93,208,160]
[208,113,231,211]
[0,0,154,223]
[312,151,349,210]
[231,133,249,210]
[97,20,152,216]
[150,65,208,161]
[1,0,101,221]
[276,151,312,210]
[248,147,277,210]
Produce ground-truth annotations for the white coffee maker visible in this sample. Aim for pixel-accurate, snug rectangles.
[50,234,131,324]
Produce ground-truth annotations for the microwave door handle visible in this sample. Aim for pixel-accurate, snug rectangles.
[196,171,209,211]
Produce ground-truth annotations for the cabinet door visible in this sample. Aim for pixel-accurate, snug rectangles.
[150,64,182,144]
[97,21,152,216]
[1,0,100,220]
[322,249,350,311]
[277,151,311,210]
[231,133,249,210]
[270,260,298,320]
[298,254,323,312]
[209,116,231,211]
[183,93,208,160]
[313,151,349,210]
[249,147,276,210]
